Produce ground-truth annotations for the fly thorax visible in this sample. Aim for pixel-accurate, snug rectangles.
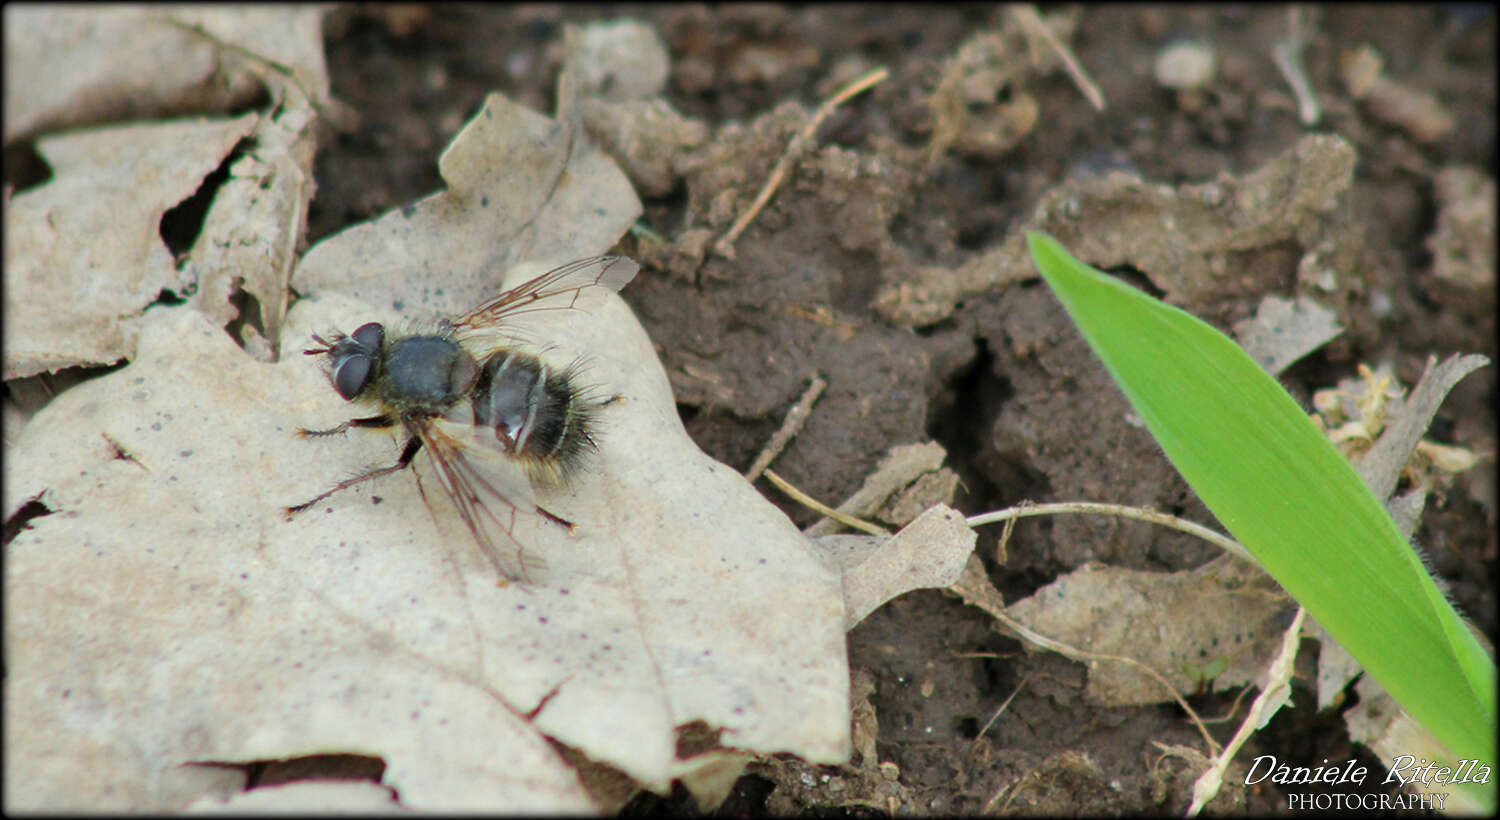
[382,335,479,407]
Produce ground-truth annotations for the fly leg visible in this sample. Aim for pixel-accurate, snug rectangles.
[535,505,575,532]
[285,434,423,517]
[297,414,395,437]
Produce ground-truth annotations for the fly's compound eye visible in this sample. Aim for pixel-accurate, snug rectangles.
[332,352,375,400]
[326,322,385,400]
[351,322,385,352]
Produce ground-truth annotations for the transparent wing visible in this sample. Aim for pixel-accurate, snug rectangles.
[409,415,547,585]
[451,256,639,332]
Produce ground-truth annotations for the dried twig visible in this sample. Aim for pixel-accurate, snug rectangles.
[744,374,827,482]
[1271,6,1321,125]
[967,675,1029,759]
[1010,5,1106,111]
[806,442,946,537]
[763,468,889,536]
[714,67,889,259]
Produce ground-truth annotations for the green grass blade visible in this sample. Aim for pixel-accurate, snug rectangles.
[1024,232,1496,770]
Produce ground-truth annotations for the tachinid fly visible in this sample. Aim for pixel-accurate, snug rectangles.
[286,256,639,585]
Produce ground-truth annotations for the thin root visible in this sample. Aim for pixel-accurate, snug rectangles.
[1271,6,1321,125]
[1011,5,1106,111]
[745,374,828,482]
[967,500,1254,566]
[763,468,889,536]
[714,67,889,259]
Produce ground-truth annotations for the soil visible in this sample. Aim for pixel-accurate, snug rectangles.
[307,5,1494,815]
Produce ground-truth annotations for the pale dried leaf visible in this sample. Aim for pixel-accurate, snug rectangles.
[4,309,598,811]
[882,468,960,526]
[6,242,851,807]
[3,23,853,813]
[1003,558,1287,705]
[670,751,757,812]
[185,101,319,358]
[814,505,976,629]
[166,7,331,104]
[1357,353,1489,503]
[3,6,325,142]
[186,780,404,814]
[4,113,258,379]
[1232,295,1342,375]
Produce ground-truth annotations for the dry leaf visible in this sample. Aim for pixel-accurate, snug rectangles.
[4,113,259,380]
[1003,557,1287,705]
[290,34,634,323]
[187,780,404,813]
[1357,353,1488,503]
[4,8,325,379]
[5,308,600,811]
[6,246,852,809]
[6,53,853,814]
[3,6,326,142]
[184,101,319,360]
[0,15,927,811]
[1232,295,1342,376]
[815,505,977,629]
[6,94,846,801]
